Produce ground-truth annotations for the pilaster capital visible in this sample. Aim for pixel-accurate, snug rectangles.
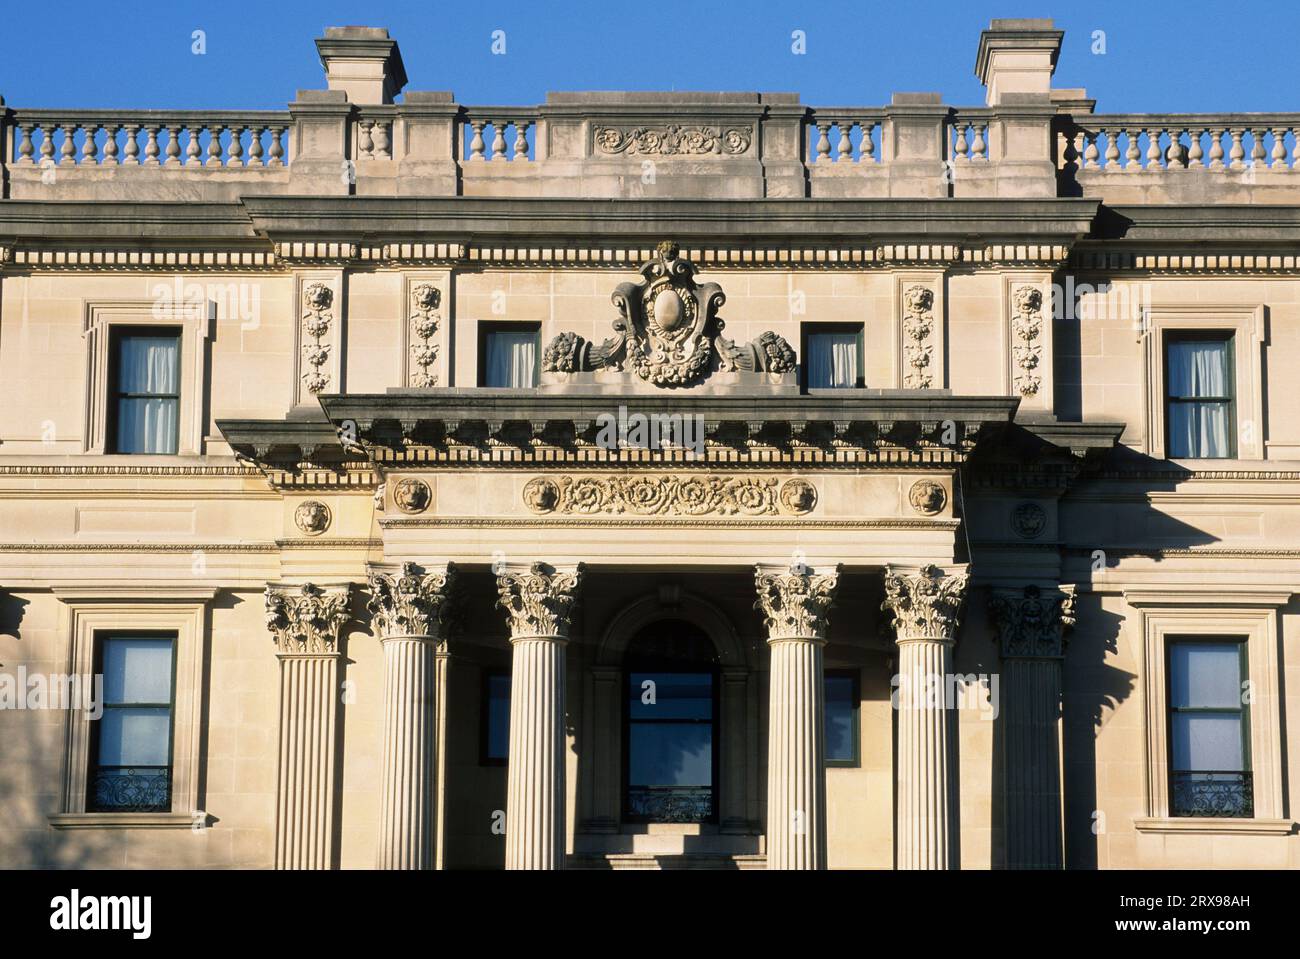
[882,564,969,643]
[495,562,584,640]
[988,584,1076,658]
[265,582,353,655]
[367,561,456,641]
[754,562,841,642]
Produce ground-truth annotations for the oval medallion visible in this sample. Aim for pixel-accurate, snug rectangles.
[653,288,684,331]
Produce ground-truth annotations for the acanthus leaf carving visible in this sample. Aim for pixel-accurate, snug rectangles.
[881,564,969,642]
[265,582,352,654]
[988,584,1076,658]
[593,124,752,156]
[496,562,584,639]
[1011,285,1044,397]
[367,561,456,640]
[301,282,335,395]
[902,285,935,389]
[754,563,841,641]
[408,282,441,388]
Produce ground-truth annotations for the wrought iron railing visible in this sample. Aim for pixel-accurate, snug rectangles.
[1171,770,1253,818]
[626,785,713,823]
[88,765,171,813]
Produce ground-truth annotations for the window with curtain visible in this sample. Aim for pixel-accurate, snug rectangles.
[1168,639,1251,818]
[804,326,863,389]
[1165,333,1234,458]
[111,329,181,454]
[88,633,176,813]
[481,670,510,765]
[480,324,540,388]
[825,671,860,766]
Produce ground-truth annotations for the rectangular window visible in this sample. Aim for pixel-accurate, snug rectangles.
[481,670,510,765]
[480,323,540,388]
[1165,333,1234,458]
[109,327,181,454]
[88,633,176,813]
[825,671,860,766]
[803,324,864,389]
[1167,638,1251,817]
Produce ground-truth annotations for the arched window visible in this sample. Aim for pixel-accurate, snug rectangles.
[623,620,718,824]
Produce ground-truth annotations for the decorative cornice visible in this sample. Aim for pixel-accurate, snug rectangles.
[988,584,1076,658]
[881,564,970,642]
[382,516,959,531]
[495,562,584,640]
[367,561,455,640]
[264,582,353,654]
[753,563,841,641]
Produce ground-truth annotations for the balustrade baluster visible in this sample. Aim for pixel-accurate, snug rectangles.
[1165,129,1187,169]
[971,122,987,160]
[1083,130,1099,168]
[82,124,100,164]
[375,121,391,159]
[248,126,265,166]
[102,123,120,165]
[269,127,285,166]
[16,124,35,164]
[1228,128,1245,169]
[836,122,852,161]
[1250,128,1267,170]
[815,121,831,162]
[469,120,486,160]
[1208,127,1225,169]
[358,120,375,160]
[226,125,244,166]
[122,124,140,165]
[953,122,969,161]
[1146,127,1163,169]
[1292,129,1300,171]
[207,125,225,166]
[40,127,56,166]
[1270,128,1287,168]
[513,120,530,161]
[1124,128,1141,171]
[859,121,875,162]
[60,124,78,165]
[186,127,203,166]
[491,120,508,160]
[1103,128,1120,170]
[1187,129,1205,167]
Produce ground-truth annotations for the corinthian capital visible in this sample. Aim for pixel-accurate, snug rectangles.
[881,564,969,642]
[754,563,841,641]
[496,562,584,639]
[265,582,353,654]
[988,584,1076,658]
[367,562,456,640]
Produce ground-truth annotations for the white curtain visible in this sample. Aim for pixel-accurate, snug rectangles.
[1167,339,1230,458]
[807,332,859,388]
[116,335,179,454]
[486,330,538,388]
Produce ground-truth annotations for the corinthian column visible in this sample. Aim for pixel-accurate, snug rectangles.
[882,564,969,870]
[988,585,1075,870]
[755,563,841,870]
[368,561,455,870]
[265,582,352,870]
[496,562,583,870]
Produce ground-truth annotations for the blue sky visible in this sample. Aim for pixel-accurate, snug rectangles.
[1,0,1294,112]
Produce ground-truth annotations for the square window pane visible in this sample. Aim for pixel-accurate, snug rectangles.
[116,397,179,454]
[806,331,860,388]
[1171,712,1244,772]
[825,674,856,763]
[484,330,538,388]
[102,637,174,704]
[97,707,172,766]
[1167,338,1229,398]
[628,724,712,786]
[1168,401,1231,458]
[628,672,712,720]
[118,335,179,394]
[1170,643,1242,709]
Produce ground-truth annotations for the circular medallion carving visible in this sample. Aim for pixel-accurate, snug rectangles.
[522,477,560,513]
[392,478,432,514]
[779,479,817,515]
[1010,502,1047,539]
[908,480,947,516]
[294,500,331,536]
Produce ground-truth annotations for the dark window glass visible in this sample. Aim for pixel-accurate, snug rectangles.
[1165,333,1234,458]
[480,324,540,388]
[482,670,510,764]
[825,671,859,766]
[88,634,176,812]
[1168,639,1251,817]
[803,325,863,389]
[110,329,181,454]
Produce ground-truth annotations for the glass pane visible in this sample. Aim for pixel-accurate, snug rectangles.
[628,672,712,720]
[486,672,510,760]
[1168,401,1231,458]
[485,330,538,388]
[1170,642,1242,708]
[97,707,172,766]
[825,675,856,762]
[102,637,174,704]
[627,724,712,786]
[1167,338,1228,398]
[116,397,179,454]
[1171,712,1244,771]
[806,331,860,388]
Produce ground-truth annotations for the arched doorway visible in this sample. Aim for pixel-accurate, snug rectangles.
[622,619,719,824]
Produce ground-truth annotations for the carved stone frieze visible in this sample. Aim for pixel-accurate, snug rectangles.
[593,125,752,156]
[301,282,335,395]
[265,582,352,654]
[520,473,818,516]
[408,282,441,388]
[496,562,584,639]
[988,585,1076,658]
[754,563,841,641]
[1011,285,1044,397]
[367,561,455,640]
[881,564,969,642]
[902,285,935,389]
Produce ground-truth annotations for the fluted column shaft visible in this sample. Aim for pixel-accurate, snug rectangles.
[377,635,439,868]
[1003,658,1063,868]
[505,635,567,869]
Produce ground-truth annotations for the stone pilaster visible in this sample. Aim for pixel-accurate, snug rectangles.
[496,562,584,870]
[368,561,455,870]
[988,584,1075,869]
[265,582,352,870]
[755,562,841,870]
[882,564,969,870]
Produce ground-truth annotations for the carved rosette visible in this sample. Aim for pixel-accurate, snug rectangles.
[881,564,969,642]
[301,282,335,394]
[293,500,331,536]
[522,473,804,516]
[1011,286,1044,397]
[367,562,455,640]
[265,583,352,655]
[391,478,432,514]
[902,286,935,389]
[908,480,947,516]
[988,585,1076,658]
[496,562,584,640]
[408,283,441,388]
[754,564,841,641]
[593,125,752,156]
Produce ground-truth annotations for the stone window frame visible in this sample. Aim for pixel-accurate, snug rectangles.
[476,320,542,388]
[1126,587,1291,834]
[47,587,216,830]
[800,322,866,390]
[1139,304,1266,461]
[82,299,212,456]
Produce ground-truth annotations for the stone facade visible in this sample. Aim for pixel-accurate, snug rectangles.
[1,19,1299,870]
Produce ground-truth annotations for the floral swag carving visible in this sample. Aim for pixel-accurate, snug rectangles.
[522,474,815,516]
[409,282,441,388]
[301,282,335,394]
[593,125,752,156]
[902,285,935,389]
[1011,286,1044,397]
[754,564,841,641]
[881,564,969,641]
[265,582,352,654]
[541,241,796,387]
[367,562,455,640]
[987,585,1076,658]
[496,562,584,639]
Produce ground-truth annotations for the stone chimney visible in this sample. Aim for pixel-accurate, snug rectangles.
[974,18,1064,106]
[315,26,407,104]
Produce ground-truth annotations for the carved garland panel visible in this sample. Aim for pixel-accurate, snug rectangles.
[893,274,944,390]
[401,271,451,388]
[293,271,344,407]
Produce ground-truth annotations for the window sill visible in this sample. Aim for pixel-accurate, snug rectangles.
[1134,817,1294,836]
[49,812,198,830]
